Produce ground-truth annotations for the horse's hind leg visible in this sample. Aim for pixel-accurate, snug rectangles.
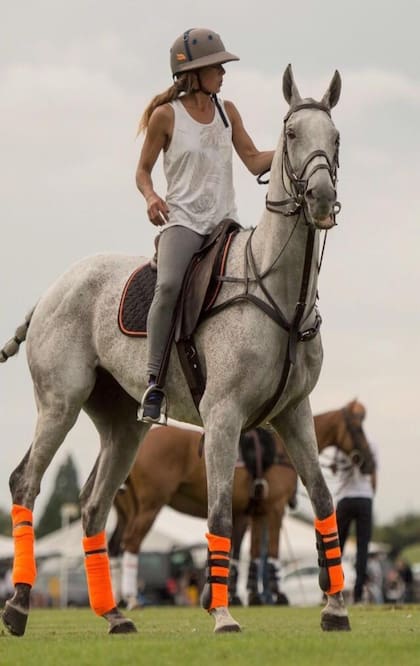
[247,513,264,606]
[80,386,151,634]
[271,398,350,631]
[3,394,88,636]
[264,499,288,605]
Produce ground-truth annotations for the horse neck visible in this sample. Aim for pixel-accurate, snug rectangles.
[314,410,344,453]
[252,137,320,319]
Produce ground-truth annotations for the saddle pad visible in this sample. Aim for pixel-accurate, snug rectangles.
[118,220,239,337]
[118,262,156,336]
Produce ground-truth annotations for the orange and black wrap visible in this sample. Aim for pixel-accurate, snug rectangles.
[83,530,116,616]
[201,533,231,611]
[11,504,37,587]
[315,511,345,595]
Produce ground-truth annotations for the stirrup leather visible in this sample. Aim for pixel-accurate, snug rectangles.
[137,385,168,425]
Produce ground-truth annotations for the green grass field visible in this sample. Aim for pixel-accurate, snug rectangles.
[1,605,420,666]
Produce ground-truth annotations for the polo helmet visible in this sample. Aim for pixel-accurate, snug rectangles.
[170,28,239,77]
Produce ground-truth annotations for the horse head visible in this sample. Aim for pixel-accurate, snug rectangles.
[340,399,376,475]
[275,64,341,230]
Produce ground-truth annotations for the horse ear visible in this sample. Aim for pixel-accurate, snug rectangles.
[283,64,302,106]
[321,70,342,109]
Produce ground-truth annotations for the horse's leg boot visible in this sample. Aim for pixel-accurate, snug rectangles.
[315,512,344,595]
[201,533,241,633]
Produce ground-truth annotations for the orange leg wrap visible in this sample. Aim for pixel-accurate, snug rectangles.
[83,530,116,616]
[11,504,36,586]
[204,532,231,611]
[315,511,344,595]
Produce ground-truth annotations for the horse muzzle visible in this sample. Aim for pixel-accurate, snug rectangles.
[305,181,339,230]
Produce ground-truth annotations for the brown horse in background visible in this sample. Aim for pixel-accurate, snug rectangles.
[109,400,374,608]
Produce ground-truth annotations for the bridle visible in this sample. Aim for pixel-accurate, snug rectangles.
[258,101,341,226]
[327,407,374,475]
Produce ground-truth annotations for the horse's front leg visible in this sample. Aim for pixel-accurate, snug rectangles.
[229,513,248,605]
[271,398,351,631]
[200,408,241,633]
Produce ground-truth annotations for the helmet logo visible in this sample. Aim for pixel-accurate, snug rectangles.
[176,53,187,62]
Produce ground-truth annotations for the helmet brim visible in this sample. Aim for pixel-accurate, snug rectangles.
[174,51,239,75]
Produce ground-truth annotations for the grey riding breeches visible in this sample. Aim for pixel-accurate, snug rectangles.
[146,225,205,378]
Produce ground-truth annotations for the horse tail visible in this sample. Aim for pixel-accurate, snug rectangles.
[0,307,36,363]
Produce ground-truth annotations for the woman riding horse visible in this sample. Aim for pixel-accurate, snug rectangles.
[1,61,347,635]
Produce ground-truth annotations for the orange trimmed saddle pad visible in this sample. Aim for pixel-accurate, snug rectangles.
[118,262,156,336]
[118,221,239,339]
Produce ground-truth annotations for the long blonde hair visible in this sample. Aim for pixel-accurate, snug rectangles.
[137,73,197,134]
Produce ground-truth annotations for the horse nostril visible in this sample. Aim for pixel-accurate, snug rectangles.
[306,188,315,200]
[349,450,362,465]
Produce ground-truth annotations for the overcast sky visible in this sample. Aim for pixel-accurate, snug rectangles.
[1,0,419,528]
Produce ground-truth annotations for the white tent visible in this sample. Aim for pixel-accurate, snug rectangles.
[34,507,208,559]
[33,507,323,561]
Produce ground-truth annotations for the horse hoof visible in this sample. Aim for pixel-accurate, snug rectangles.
[1,601,29,637]
[215,623,241,634]
[211,607,241,633]
[108,619,138,634]
[321,613,351,632]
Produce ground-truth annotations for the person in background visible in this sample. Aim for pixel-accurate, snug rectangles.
[394,556,414,603]
[135,27,274,423]
[333,441,378,603]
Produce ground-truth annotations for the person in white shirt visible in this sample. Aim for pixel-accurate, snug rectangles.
[135,28,274,422]
[333,442,378,603]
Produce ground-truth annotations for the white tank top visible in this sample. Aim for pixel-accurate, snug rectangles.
[334,442,378,502]
[163,98,239,235]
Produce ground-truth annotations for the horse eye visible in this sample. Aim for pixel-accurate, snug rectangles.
[286,128,296,139]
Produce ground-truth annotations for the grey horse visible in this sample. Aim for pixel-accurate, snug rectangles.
[1,65,348,635]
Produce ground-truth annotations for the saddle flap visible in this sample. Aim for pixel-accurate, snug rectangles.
[175,218,241,341]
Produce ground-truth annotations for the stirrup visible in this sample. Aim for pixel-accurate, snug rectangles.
[137,385,168,425]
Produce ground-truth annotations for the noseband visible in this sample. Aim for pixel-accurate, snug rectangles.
[258,102,341,223]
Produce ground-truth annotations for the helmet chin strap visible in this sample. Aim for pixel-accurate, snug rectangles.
[195,72,229,128]
[173,71,229,128]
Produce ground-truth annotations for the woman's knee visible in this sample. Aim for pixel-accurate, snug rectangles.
[155,279,182,306]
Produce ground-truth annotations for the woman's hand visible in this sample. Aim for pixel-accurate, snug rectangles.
[146,193,169,226]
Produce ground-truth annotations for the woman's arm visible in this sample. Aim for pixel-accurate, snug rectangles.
[226,100,274,176]
[136,104,173,226]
